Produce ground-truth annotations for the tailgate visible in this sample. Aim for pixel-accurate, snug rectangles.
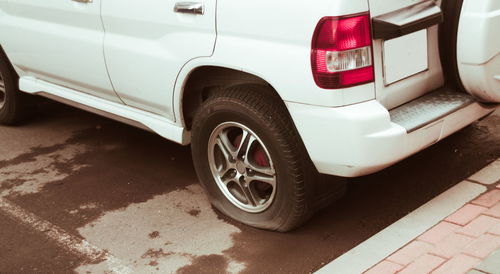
[369,0,445,110]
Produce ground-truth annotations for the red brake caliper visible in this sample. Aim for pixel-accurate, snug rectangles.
[233,133,272,194]
[233,134,269,167]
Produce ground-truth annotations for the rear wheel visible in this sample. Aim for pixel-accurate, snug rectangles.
[0,50,33,125]
[191,85,345,232]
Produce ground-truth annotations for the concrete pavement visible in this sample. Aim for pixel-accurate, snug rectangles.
[0,102,499,273]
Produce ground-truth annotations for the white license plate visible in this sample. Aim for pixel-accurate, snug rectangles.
[383,29,428,85]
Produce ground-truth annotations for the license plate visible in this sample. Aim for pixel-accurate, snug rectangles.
[383,29,428,85]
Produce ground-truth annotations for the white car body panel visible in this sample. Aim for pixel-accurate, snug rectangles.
[457,0,500,102]
[207,0,375,108]
[0,0,120,103]
[101,0,217,119]
[0,0,497,178]
[287,99,494,177]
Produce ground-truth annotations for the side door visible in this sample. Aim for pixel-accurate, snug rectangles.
[101,0,217,120]
[0,0,120,103]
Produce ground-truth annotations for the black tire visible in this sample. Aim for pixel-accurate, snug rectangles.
[440,0,466,91]
[191,85,345,232]
[0,49,33,125]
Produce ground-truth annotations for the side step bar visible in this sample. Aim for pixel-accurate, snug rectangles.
[389,87,477,133]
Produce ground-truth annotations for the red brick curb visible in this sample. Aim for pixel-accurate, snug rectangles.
[365,185,500,274]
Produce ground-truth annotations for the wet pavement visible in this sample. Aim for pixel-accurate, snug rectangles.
[0,102,498,274]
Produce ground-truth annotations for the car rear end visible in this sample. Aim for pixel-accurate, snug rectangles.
[286,0,498,177]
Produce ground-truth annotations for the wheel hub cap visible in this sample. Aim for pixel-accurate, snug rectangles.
[236,161,246,174]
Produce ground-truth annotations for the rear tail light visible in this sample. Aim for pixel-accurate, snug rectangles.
[311,13,374,89]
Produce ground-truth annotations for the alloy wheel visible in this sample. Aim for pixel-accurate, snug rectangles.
[208,122,277,213]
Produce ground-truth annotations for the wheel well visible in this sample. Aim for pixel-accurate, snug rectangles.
[181,66,283,130]
[439,0,466,91]
[0,45,18,78]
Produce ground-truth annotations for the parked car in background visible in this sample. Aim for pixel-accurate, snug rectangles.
[0,0,498,231]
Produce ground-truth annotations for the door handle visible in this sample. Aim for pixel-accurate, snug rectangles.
[72,0,93,3]
[174,2,204,15]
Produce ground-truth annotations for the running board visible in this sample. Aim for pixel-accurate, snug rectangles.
[19,77,190,145]
[389,87,477,133]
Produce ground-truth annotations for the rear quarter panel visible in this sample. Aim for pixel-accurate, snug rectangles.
[173,0,375,122]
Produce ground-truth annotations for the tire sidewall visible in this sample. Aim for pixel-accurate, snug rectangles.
[0,55,15,120]
[440,0,466,91]
[192,98,300,230]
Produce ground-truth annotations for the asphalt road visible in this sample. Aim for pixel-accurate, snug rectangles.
[0,101,498,274]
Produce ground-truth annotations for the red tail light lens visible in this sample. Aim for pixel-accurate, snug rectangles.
[311,13,374,89]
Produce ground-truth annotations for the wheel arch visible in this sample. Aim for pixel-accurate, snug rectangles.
[178,65,289,131]
[0,44,18,78]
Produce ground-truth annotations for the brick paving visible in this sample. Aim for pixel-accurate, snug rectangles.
[365,160,500,274]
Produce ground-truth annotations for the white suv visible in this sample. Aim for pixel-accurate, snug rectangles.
[0,0,498,231]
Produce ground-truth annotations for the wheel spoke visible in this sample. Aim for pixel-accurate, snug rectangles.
[235,129,252,159]
[0,76,5,95]
[247,172,276,188]
[246,161,275,177]
[240,136,275,177]
[220,175,234,186]
[244,146,275,177]
[0,76,5,107]
[217,164,233,178]
[239,181,258,206]
[240,134,257,160]
[216,132,236,161]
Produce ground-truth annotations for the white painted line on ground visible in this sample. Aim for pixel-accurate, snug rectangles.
[0,198,132,274]
[315,181,487,274]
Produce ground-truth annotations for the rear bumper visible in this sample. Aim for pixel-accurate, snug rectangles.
[286,91,497,177]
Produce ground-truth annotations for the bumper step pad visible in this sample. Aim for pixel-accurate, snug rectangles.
[389,88,475,132]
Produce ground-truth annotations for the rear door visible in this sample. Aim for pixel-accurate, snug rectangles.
[101,0,217,120]
[0,0,120,103]
[368,0,445,109]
